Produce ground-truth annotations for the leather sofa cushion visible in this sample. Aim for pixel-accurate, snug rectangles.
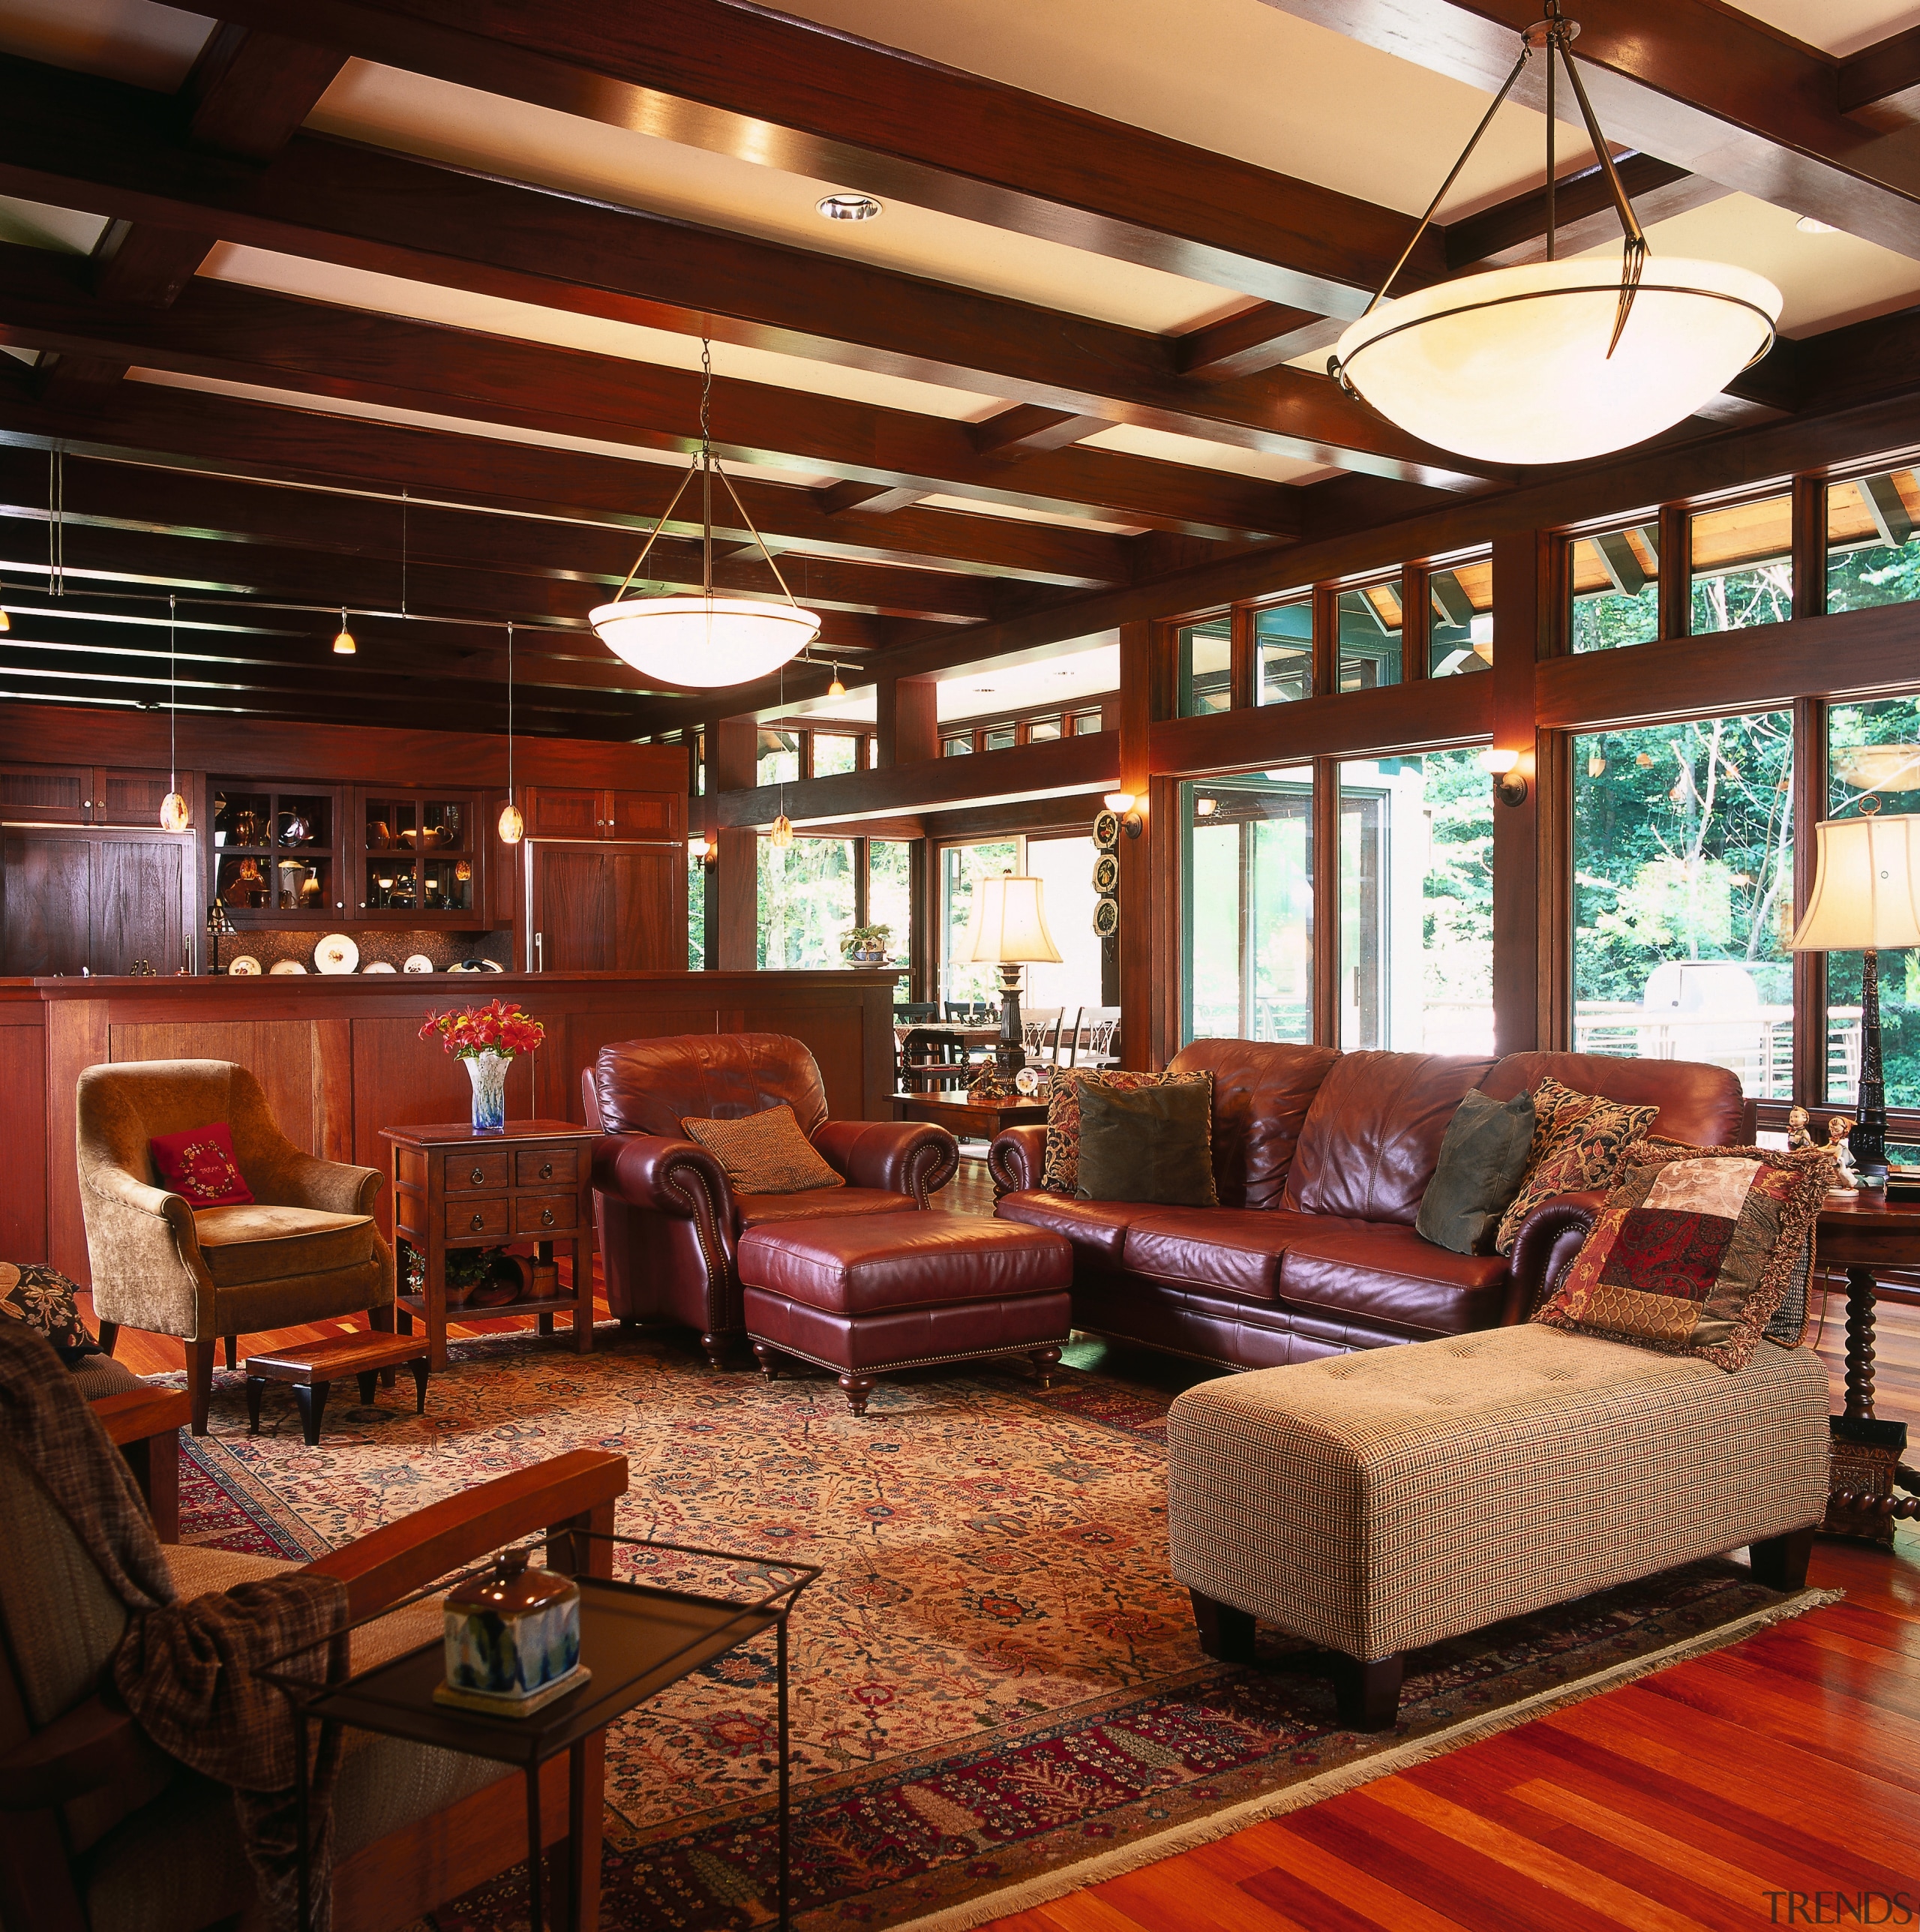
[192,1206,377,1287]
[1276,1222,1511,1338]
[735,1187,914,1230]
[744,1286,1072,1371]
[593,1032,830,1139]
[1285,1050,1496,1224]
[1120,1208,1346,1303]
[1167,1038,1340,1209]
[737,1211,1071,1315]
[1478,1051,1747,1150]
[995,1191,1135,1266]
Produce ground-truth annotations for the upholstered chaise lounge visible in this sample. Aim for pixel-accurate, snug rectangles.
[584,1031,960,1364]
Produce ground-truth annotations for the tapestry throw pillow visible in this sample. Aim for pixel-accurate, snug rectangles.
[1534,1144,1833,1372]
[681,1103,845,1195]
[1492,1077,1659,1256]
[148,1122,255,1208]
[1075,1077,1219,1207]
[0,1262,100,1366]
[1415,1088,1538,1256]
[1041,1068,1213,1196]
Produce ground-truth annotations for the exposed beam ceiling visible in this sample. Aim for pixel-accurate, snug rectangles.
[1252,0,1920,260]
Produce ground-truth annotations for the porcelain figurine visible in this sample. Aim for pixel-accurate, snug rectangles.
[1785,1105,1814,1153]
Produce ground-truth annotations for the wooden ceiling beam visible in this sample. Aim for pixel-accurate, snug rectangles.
[968,406,1111,459]
[202,0,1442,317]
[0,238,1304,542]
[1442,152,1728,270]
[1174,304,1326,381]
[0,56,1494,490]
[0,379,1130,590]
[1253,0,1920,260]
[1838,28,1920,122]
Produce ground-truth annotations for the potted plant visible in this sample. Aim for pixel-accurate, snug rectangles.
[419,998,545,1135]
[839,923,894,966]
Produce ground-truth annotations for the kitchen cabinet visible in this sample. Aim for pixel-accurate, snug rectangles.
[354,788,483,922]
[208,781,346,924]
[0,764,180,826]
[0,826,196,975]
[526,842,684,971]
[524,787,682,843]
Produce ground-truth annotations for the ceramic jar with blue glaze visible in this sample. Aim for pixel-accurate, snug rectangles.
[442,1547,581,1709]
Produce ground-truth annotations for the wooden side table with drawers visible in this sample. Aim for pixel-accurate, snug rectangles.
[380,1119,599,1370]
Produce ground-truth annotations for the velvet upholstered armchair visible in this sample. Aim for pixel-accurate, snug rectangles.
[0,1366,628,1932]
[584,1031,959,1364]
[76,1060,394,1433]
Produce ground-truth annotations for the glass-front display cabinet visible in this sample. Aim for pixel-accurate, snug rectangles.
[360,792,477,917]
[210,784,341,920]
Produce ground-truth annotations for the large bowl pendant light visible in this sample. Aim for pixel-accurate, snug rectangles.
[590,340,820,687]
[1328,2,1780,467]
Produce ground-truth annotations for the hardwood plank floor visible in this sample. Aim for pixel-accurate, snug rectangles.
[84,1150,1920,1928]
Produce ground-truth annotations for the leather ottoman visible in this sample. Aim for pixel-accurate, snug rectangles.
[737,1210,1074,1414]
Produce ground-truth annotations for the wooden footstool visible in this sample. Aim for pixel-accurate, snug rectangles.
[245,1331,430,1445]
[738,1210,1072,1414]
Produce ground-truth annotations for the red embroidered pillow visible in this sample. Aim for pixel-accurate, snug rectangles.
[148,1124,254,1207]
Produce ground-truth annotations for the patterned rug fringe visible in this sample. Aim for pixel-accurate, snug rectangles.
[887,1583,1844,1932]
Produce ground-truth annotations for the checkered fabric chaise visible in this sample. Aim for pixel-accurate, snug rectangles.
[1166,1321,1832,1730]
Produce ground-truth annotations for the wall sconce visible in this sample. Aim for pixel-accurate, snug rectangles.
[688,833,715,864]
[1194,796,1218,818]
[1479,747,1529,807]
[1103,790,1145,838]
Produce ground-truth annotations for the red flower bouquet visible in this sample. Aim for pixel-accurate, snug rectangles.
[418,999,545,1060]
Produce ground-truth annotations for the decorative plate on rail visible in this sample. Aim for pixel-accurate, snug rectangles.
[227,956,261,976]
[363,961,397,974]
[314,933,359,975]
[1091,853,1119,893]
[1092,810,1120,851]
[403,954,434,974]
[1092,896,1120,939]
[269,960,308,974]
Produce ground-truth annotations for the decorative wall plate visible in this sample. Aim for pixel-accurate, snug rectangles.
[1093,810,1120,851]
[447,959,487,973]
[269,960,308,974]
[314,932,359,975]
[478,958,505,971]
[403,954,434,974]
[363,961,397,974]
[1091,853,1119,893]
[227,956,261,976]
[1093,896,1120,938]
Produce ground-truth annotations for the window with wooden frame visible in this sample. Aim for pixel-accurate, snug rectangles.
[1827,466,1920,614]
[1335,580,1402,690]
[1569,523,1661,652]
[1252,598,1312,706]
[1426,556,1492,677]
[1690,493,1793,634]
[1178,616,1234,716]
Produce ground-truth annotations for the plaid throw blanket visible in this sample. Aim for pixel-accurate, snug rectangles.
[0,1324,350,1931]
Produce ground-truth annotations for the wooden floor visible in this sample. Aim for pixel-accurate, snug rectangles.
[94,1151,1920,1929]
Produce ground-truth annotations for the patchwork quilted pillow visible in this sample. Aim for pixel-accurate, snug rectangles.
[1534,1144,1833,1372]
[1041,1068,1211,1196]
[681,1103,844,1195]
[1492,1077,1658,1256]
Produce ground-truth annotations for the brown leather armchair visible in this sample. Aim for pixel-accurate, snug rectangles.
[583,1032,959,1364]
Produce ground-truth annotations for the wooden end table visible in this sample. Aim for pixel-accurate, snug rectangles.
[1816,1193,1920,1541]
[890,1090,1048,1140]
[381,1120,598,1370]
[245,1330,431,1444]
[92,1387,190,1540]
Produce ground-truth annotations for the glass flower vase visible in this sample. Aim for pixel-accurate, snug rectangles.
[465,1050,510,1135]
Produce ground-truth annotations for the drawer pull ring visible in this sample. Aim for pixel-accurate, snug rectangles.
[541,1208,556,1227]
[540,1161,554,1179]
[470,1166,485,1185]
[470,1212,485,1232]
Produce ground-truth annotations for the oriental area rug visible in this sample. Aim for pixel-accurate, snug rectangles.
[176,1331,1831,1932]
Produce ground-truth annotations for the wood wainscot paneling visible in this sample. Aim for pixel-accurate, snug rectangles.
[0,990,46,1260]
[26,970,901,1285]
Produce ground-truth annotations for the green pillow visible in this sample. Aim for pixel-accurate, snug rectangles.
[1415,1089,1537,1256]
[1075,1077,1218,1207]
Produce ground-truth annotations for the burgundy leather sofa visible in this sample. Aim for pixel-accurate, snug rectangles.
[583,1033,959,1363]
[988,1040,1748,1371]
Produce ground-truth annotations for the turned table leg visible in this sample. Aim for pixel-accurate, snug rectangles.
[1844,1266,1879,1420]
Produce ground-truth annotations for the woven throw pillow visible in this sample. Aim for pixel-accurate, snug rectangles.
[1534,1144,1833,1372]
[148,1122,254,1208]
[681,1103,844,1195]
[1041,1068,1212,1196]
[1491,1077,1658,1256]
[1076,1077,1218,1206]
[0,1262,100,1366]
[1415,1088,1537,1256]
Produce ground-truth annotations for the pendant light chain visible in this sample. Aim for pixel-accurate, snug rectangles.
[497,617,526,844]
[158,592,190,832]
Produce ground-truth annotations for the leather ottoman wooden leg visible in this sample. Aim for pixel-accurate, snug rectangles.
[838,1373,874,1417]
[1190,1588,1256,1664]
[752,1342,782,1382]
[1030,1345,1061,1390]
[1336,1655,1404,1732]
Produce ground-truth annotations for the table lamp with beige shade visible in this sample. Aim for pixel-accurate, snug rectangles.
[1790,803,1920,1190]
[966,871,1064,1086]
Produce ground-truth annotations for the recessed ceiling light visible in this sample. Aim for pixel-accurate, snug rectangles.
[818,194,883,223]
[1796,214,1838,234]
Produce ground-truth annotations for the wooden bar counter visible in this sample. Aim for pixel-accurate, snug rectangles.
[2,970,898,1284]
